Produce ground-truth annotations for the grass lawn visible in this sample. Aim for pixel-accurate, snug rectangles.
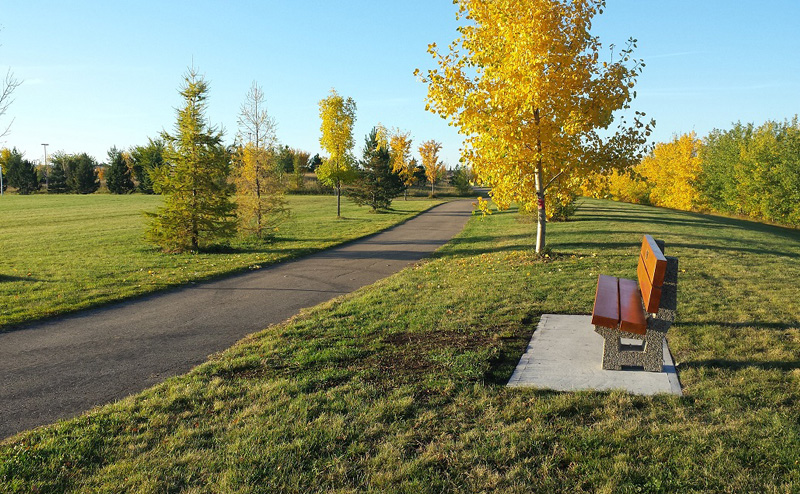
[0,194,444,330]
[2,198,799,492]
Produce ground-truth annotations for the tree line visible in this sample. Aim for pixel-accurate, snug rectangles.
[587,117,800,227]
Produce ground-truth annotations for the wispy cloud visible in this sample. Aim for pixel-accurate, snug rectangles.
[644,50,711,60]
[644,80,796,98]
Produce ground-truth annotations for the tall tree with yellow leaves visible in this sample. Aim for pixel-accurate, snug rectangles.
[317,89,358,217]
[417,0,653,252]
[389,130,416,200]
[419,139,445,197]
[233,82,287,239]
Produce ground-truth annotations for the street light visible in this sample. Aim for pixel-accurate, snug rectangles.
[42,143,49,190]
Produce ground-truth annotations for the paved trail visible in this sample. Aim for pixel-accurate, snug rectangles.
[0,200,473,439]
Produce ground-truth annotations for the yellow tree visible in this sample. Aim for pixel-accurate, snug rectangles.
[388,129,416,200]
[419,139,446,196]
[417,0,652,252]
[638,132,704,211]
[317,89,358,217]
[233,82,287,239]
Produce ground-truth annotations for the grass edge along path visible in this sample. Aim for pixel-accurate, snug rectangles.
[2,198,799,492]
[0,194,446,331]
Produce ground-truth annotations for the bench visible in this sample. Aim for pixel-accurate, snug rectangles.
[591,235,678,372]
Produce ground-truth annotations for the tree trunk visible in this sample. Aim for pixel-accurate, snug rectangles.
[534,166,546,254]
[336,183,341,217]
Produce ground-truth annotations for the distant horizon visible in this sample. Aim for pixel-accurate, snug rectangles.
[2,1,798,167]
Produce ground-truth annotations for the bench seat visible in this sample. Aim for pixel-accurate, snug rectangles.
[591,275,647,335]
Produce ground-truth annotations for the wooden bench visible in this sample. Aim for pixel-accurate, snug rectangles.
[591,235,678,372]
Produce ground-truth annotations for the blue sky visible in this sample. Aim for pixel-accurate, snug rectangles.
[1,1,799,167]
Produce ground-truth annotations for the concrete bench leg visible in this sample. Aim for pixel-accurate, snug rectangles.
[595,326,667,372]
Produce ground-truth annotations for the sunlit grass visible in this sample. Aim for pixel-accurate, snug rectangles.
[2,198,799,492]
[0,194,443,329]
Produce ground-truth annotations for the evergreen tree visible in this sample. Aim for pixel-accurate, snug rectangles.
[146,67,237,252]
[47,162,68,193]
[105,146,135,194]
[348,127,404,211]
[1,148,38,194]
[65,153,100,194]
[451,164,474,196]
[130,138,165,194]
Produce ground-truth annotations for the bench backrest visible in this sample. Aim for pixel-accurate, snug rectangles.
[637,235,667,313]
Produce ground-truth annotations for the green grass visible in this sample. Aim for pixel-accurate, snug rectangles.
[2,198,799,493]
[0,194,444,330]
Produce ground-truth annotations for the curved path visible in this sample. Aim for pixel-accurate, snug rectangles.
[0,200,474,439]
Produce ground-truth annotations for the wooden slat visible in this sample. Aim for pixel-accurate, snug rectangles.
[641,235,667,287]
[591,275,620,329]
[637,260,663,313]
[619,278,647,335]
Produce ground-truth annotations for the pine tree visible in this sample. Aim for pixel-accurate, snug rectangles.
[348,128,404,211]
[1,148,38,194]
[105,146,135,194]
[130,138,165,194]
[67,153,100,194]
[47,162,68,193]
[146,68,236,252]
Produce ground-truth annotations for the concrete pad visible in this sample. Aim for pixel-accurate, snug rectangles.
[507,314,682,396]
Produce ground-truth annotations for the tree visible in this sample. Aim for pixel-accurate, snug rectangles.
[105,146,135,194]
[317,89,358,217]
[451,164,474,196]
[51,153,100,194]
[637,133,704,211]
[1,63,21,139]
[130,138,165,194]
[47,160,68,194]
[292,149,310,190]
[308,153,323,171]
[388,130,416,199]
[419,139,446,196]
[348,127,405,211]
[146,67,237,252]
[417,0,652,252]
[1,148,38,194]
[233,82,287,240]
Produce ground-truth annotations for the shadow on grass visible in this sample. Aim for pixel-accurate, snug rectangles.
[684,320,800,331]
[0,274,43,282]
[577,201,800,243]
[680,359,800,372]
[483,312,540,386]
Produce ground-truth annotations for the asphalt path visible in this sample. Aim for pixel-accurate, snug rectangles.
[0,200,474,439]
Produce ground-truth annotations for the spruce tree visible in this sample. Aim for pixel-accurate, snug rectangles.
[130,138,164,194]
[146,68,236,252]
[348,127,404,211]
[67,153,100,194]
[1,148,38,194]
[47,163,68,193]
[105,146,135,194]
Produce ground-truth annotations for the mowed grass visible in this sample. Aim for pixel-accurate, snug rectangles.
[0,194,443,330]
[2,198,800,492]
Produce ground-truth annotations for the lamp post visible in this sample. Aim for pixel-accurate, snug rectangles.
[42,143,49,190]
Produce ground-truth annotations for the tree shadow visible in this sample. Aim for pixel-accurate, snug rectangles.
[0,274,43,282]
[682,320,800,331]
[679,359,800,372]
